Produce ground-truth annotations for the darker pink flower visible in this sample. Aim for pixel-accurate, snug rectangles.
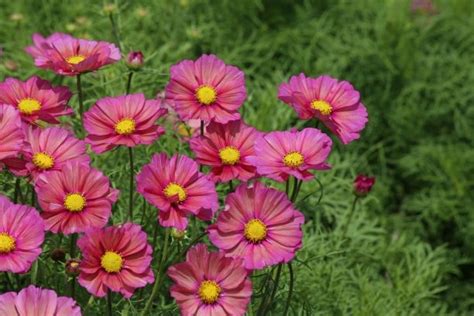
[0,285,81,316]
[35,161,119,235]
[165,54,246,124]
[278,74,368,144]
[0,195,45,273]
[25,33,120,76]
[208,182,304,270]
[77,223,154,298]
[22,127,89,181]
[0,105,23,161]
[84,93,167,154]
[167,244,252,316]
[136,153,218,230]
[126,51,144,69]
[353,174,376,197]
[0,76,73,124]
[190,120,260,183]
[248,128,332,182]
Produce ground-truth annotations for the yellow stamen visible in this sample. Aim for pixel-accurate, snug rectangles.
[310,100,332,115]
[0,233,15,253]
[115,118,136,135]
[32,152,54,170]
[198,280,221,304]
[18,98,41,115]
[66,55,86,65]
[64,193,86,212]
[283,152,304,168]
[101,251,123,273]
[163,183,187,202]
[219,146,240,165]
[244,219,267,243]
[195,85,217,105]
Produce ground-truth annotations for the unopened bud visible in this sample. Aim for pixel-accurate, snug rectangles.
[50,248,66,262]
[126,51,144,70]
[66,259,81,277]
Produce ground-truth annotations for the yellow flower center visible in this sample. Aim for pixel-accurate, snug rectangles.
[198,280,221,304]
[115,118,136,135]
[64,193,86,212]
[219,146,240,165]
[32,152,54,170]
[18,98,41,115]
[177,123,192,137]
[283,151,304,168]
[163,183,187,202]
[100,251,123,273]
[195,85,217,105]
[244,219,267,243]
[66,55,86,65]
[0,233,16,253]
[310,100,332,115]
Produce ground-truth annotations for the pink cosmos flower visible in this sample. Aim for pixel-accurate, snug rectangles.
[77,223,154,298]
[208,182,304,270]
[248,128,332,182]
[22,127,90,181]
[278,74,368,144]
[0,195,45,273]
[35,161,119,235]
[0,285,81,316]
[189,120,260,182]
[353,174,376,197]
[0,105,23,161]
[136,153,218,230]
[25,32,120,76]
[84,93,167,154]
[167,244,252,316]
[165,54,246,124]
[0,76,73,124]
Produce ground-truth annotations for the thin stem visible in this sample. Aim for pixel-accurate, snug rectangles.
[125,72,133,94]
[13,178,20,203]
[69,233,77,299]
[262,264,283,316]
[128,147,135,221]
[228,180,234,192]
[140,229,171,316]
[200,120,205,136]
[30,186,36,207]
[4,272,13,290]
[283,262,294,316]
[179,231,207,258]
[314,119,320,129]
[290,177,301,202]
[107,289,113,316]
[76,74,84,125]
[285,179,290,195]
[108,13,122,51]
[341,196,359,239]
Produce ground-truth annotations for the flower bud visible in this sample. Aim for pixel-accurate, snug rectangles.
[353,175,375,197]
[171,228,186,240]
[50,248,66,262]
[66,259,81,277]
[126,51,144,70]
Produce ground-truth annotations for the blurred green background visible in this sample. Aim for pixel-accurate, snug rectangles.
[1,0,474,314]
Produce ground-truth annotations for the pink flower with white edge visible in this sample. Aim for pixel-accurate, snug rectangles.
[278,74,368,144]
[248,128,332,182]
[25,32,120,76]
[208,182,304,270]
[136,153,218,230]
[165,54,246,124]
[0,285,81,316]
[84,93,167,154]
[77,223,154,298]
[35,161,119,235]
[0,76,72,124]
[190,120,260,183]
[167,244,252,316]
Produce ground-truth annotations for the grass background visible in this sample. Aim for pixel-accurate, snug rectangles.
[1,0,474,314]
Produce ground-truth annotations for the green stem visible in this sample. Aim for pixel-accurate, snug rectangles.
[228,180,234,192]
[30,186,36,207]
[76,74,84,126]
[290,177,301,202]
[283,262,294,316]
[13,178,21,203]
[140,229,171,316]
[125,72,133,94]
[341,196,359,239]
[107,289,113,316]
[4,272,13,290]
[179,231,207,259]
[69,233,77,299]
[200,120,205,136]
[262,264,283,316]
[128,147,135,221]
[108,13,122,51]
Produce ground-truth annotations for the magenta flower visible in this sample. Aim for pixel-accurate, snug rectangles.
[0,285,81,316]
[22,127,89,181]
[25,33,120,76]
[248,128,332,182]
[84,93,167,154]
[35,161,119,235]
[0,195,45,273]
[77,223,154,298]
[126,51,144,69]
[0,76,73,124]
[353,174,376,197]
[190,120,260,183]
[0,105,23,161]
[168,244,252,316]
[208,182,304,270]
[136,153,218,230]
[165,54,246,124]
[278,74,368,144]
